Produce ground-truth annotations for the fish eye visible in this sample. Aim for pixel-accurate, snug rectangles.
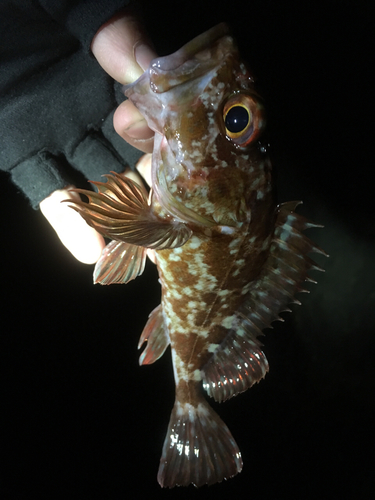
[225,106,249,134]
[223,94,264,148]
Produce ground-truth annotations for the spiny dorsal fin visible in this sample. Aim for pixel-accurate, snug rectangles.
[63,172,192,250]
[202,202,327,402]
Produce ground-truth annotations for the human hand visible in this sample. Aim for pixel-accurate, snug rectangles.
[40,12,155,264]
[91,12,156,155]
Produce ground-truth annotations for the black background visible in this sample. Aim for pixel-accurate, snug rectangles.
[1,1,374,499]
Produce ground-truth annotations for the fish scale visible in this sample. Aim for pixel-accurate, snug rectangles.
[158,234,248,361]
[65,23,326,488]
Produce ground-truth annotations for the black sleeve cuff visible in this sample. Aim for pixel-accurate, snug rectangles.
[38,0,132,52]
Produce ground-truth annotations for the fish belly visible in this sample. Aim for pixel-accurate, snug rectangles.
[157,232,251,384]
[156,232,246,487]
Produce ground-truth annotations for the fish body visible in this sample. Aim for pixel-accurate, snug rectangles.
[67,24,325,488]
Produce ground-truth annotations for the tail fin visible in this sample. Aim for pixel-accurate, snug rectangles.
[157,399,242,488]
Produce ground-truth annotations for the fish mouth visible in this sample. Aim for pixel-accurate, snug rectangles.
[153,23,231,72]
[144,24,235,94]
[123,24,237,131]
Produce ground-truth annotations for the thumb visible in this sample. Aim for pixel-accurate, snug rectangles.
[40,188,106,264]
[91,12,156,84]
[92,12,156,155]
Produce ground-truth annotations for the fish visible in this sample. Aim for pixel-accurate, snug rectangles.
[65,23,326,488]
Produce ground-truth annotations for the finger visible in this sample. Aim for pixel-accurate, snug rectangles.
[40,188,106,264]
[91,12,156,84]
[135,156,154,263]
[114,100,154,153]
[120,166,145,186]
[135,153,152,187]
[147,249,156,264]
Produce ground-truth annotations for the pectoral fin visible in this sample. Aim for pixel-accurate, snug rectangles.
[64,172,192,250]
[202,202,327,402]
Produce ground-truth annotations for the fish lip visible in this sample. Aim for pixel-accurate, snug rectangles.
[150,23,232,72]
[123,24,237,128]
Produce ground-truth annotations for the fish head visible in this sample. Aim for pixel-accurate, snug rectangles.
[124,23,272,227]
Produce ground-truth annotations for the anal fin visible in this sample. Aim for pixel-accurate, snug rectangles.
[158,398,242,488]
[138,305,170,365]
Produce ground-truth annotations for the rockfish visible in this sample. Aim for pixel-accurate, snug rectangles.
[67,23,325,488]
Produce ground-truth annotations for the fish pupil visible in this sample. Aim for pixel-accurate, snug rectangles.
[225,106,249,133]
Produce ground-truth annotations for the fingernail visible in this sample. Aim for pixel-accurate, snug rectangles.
[134,43,156,71]
[125,120,154,140]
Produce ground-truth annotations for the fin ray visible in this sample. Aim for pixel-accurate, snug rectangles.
[64,172,192,250]
[138,305,170,365]
[203,202,326,402]
[158,398,242,488]
[94,240,146,285]
[202,326,269,403]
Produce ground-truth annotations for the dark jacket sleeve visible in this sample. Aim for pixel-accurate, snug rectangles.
[0,0,143,208]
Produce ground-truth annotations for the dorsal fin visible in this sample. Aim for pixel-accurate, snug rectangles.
[202,202,327,402]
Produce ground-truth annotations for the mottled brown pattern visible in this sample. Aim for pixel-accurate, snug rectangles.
[66,24,325,487]
[175,380,201,405]
[156,192,275,401]
[178,105,209,143]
